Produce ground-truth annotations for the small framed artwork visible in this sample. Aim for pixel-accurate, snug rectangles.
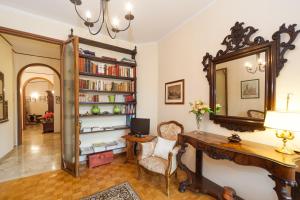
[165,79,184,104]
[39,96,47,102]
[25,96,31,102]
[241,79,259,99]
[56,96,61,104]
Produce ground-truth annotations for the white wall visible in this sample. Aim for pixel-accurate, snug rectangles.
[136,43,159,133]
[0,37,15,158]
[158,0,300,199]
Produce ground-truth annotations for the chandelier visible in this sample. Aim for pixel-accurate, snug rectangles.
[244,53,266,74]
[70,0,134,39]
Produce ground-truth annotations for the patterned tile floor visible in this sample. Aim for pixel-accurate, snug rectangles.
[0,155,215,200]
[0,125,61,183]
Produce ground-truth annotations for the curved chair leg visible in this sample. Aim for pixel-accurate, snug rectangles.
[165,175,170,197]
[137,165,142,180]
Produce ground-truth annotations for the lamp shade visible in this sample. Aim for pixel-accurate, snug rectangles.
[264,111,300,132]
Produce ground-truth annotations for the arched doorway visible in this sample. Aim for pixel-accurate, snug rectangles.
[17,63,61,145]
[22,77,54,130]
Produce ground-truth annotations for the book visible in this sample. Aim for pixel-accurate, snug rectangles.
[92,143,106,152]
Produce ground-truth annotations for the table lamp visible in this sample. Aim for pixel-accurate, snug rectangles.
[264,111,300,155]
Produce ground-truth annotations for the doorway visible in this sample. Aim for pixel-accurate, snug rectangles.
[18,64,61,144]
[0,30,63,182]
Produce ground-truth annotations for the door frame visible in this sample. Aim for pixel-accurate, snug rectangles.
[21,75,55,130]
[17,64,61,145]
[0,26,63,146]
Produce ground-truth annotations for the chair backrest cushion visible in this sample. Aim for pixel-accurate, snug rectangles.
[158,121,184,141]
[153,136,176,160]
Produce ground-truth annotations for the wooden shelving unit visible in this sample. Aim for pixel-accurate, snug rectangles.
[61,35,137,176]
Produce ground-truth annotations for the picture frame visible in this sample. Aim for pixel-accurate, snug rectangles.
[165,79,184,104]
[56,96,61,104]
[241,79,260,99]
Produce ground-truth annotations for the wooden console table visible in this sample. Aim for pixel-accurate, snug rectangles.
[177,131,300,200]
[122,134,156,163]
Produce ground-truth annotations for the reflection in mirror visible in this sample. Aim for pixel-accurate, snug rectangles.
[0,72,4,120]
[216,68,227,116]
[215,52,266,119]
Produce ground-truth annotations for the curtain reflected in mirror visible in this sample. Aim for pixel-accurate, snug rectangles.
[0,76,3,119]
[215,52,266,119]
[0,71,6,122]
[216,68,228,116]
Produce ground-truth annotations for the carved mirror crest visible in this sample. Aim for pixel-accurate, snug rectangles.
[202,22,300,132]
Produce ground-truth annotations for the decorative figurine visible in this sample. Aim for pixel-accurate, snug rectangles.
[227,133,242,143]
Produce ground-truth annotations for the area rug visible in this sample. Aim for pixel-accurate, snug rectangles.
[81,182,141,200]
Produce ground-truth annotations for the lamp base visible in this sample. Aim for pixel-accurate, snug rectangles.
[275,146,295,155]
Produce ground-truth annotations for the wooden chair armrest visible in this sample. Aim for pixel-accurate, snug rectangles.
[166,146,180,175]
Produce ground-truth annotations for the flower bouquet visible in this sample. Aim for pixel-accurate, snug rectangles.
[189,100,221,132]
[42,112,54,123]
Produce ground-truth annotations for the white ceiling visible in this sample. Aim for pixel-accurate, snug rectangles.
[0,0,214,43]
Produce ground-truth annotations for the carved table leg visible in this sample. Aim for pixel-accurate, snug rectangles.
[177,143,193,192]
[177,143,202,193]
[269,175,297,200]
[291,172,300,199]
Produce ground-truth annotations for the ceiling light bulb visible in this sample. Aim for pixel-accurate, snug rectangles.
[125,2,133,13]
[86,10,92,20]
[112,17,120,28]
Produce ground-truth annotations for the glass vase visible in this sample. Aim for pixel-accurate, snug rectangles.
[195,114,203,132]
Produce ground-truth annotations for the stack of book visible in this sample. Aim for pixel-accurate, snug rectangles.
[121,57,136,64]
[125,104,135,114]
[79,79,135,92]
[79,57,135,78]
[79,93,135,103]
[79,93,108,103]
[92,143,106,152]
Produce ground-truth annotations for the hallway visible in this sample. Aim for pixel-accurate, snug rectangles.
[0,125,60,182]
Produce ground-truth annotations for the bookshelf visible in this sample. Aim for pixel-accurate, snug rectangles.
[61,36,137,176]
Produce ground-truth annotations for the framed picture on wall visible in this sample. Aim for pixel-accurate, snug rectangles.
[241,79,259,99]
[165,79,184,104]
[56,96,61,104]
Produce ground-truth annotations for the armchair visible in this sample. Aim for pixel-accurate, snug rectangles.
[137,121,184,196]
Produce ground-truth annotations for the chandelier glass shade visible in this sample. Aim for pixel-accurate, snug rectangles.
[70,0,134,39]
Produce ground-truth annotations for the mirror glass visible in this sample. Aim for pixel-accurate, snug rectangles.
[215,52,266,119]
[0,72,4,120]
